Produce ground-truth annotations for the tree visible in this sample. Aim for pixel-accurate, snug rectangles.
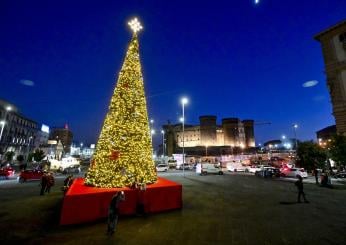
[16,155,24,163]
[5,151,15,162]
[296,141,327,170]
[329,135,346,166]
[30,149,46,162]
[85,20,157,188]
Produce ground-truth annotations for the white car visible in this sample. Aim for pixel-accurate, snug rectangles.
[176,163,192,170]
[280,168,308,178]
[248,165,271,173]
[227,163,248,172]
[49,157,80,172]
[201,163,223,175]
[156,164,168,172]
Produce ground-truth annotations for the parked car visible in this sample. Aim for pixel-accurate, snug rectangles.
[335,172,346,178]
[248,165,271,173]
[201,163,223,175]
[62,164,81,174]
[49,157,80,172]
[176,163,192,170]
[227,162,248,172]
[0,167,15,179]
[156,164,168,172]
[280,168,308,178]
[18,169,44,183]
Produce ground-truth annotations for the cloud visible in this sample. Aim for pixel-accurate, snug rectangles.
[302,80,318,88]
[20,79,35,86]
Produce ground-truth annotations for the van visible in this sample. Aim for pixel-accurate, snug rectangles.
[201,163,223,175]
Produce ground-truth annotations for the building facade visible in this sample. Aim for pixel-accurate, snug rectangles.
[0,99,39,159]
[316,125,337,147]
[163,116,255,156]
[315,20,346,136]
[49,124,73,153]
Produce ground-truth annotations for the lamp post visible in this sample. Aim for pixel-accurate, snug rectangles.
[0,121,5,144]
[161,130,165,158]
[0,106,12,143]
[151,129,155,155]
[205,144,208,157]
[181,97,188,177]
[80,142,83,155]
[293,124,298,151]
[150,119,154,132]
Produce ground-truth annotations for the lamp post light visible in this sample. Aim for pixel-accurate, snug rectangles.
[205,144,208,157]
[293,124,298,151]
[0,121,5,144]
[150,119,154,131]
[151,129,155,143]
[181,97,188,177]
[0,106,12,142]
[161,130,165,158]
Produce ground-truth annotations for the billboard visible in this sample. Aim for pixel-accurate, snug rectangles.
[41,124,50,133]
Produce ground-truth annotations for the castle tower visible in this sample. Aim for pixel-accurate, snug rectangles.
[222,118,239,146]
[199,116,217,146]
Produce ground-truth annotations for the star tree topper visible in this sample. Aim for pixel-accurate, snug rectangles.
[128,18,143,33]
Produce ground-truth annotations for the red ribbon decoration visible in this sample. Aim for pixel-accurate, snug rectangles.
[110,150,120,160]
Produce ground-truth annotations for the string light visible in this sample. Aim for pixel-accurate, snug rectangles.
[85,19,157,188]
[128,18,143,33]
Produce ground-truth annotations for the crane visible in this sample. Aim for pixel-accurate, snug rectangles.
[254,121,271,126]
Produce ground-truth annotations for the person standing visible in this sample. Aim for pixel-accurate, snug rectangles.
[45,172,55,193]
[313,167,319,184]
[295,175,309,203]
[107,191,125,235]
[40,172,48,195]
[62,175,74,194]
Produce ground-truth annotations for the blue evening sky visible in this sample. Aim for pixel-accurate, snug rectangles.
[1,0,345,147]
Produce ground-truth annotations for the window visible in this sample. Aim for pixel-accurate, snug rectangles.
[340,32,346,50]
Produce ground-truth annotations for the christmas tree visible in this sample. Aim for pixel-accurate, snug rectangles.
[85,18,157,188]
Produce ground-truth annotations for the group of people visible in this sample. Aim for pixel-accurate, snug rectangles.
[39,171,55,195]
[294,167,337,203]
[312,168,333,188]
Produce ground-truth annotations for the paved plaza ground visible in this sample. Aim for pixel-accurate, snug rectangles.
[1,172,346,244]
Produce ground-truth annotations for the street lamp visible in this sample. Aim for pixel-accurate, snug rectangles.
[292,124,298,151]
[0,121,5,143]
[0,106,12,144]
[161,130,165,157]
[150,119,154,131]
[151,129,156,155]
[151,129,156,142]
[181,97,188,177]
[205,144,208,157]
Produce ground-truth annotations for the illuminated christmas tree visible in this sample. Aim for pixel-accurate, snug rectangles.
[85,18,157,188]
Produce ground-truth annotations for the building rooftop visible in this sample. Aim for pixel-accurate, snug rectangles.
[314,19,346,41]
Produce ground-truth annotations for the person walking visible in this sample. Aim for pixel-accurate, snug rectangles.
[107,191,125,235]
[40,172,48,195]
[313,167,319,184]
[45,172,55,193]
[295,175,309,203]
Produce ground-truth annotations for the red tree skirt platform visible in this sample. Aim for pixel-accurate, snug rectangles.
[60,177,182,225]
